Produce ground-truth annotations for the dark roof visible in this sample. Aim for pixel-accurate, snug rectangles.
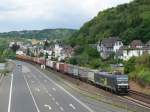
[101,37,121,48]
[146,40,150,47]
[116,46,123,56]
[130,40,143,48]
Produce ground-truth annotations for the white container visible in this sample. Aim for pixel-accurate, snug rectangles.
[88,70,98,82]
[68,64,74,75]
[56,62,60,70]
[73,66,79,76]
[78,67,89,79]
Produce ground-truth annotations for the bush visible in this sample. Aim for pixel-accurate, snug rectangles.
[69,57,78,65]
[0,58,6,63]
[138,70,150,86]
[89,59,101,69]
[124,57,136,73]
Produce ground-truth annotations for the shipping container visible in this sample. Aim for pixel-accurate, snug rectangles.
[78,67,89,80]
[46,59,50,67]
[64,63,68,73]
[88,70,98,83]
[72,65,79,77]
[33,57,38,63]
[59,63,65,73]
[67,64,74,75]
[39,58,45,65]
[53,61,57,70]
[56,62,60,71]
[49,61,53,68]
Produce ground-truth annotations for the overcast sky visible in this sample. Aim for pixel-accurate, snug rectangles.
[0,0,132,32]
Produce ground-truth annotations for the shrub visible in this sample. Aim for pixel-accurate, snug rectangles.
[124,57,136,73]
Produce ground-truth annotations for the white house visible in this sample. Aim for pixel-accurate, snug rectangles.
[117,40,150,61]
[16,50,24,55]
[54,44,63,58]
[97,37,123,59]
[53,44,74,61]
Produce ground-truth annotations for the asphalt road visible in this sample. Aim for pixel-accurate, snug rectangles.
[0,60,132,112]
[2,61,95,112]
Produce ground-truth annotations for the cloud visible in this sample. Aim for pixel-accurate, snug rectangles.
[0,0,132,32]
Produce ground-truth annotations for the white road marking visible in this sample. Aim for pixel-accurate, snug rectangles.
[8,73,13,112]
[56,101,59,106]
[69,104,76,110]
[52,88,56,91]
[44,104,52,110]
[35,88,40,92]
[52,97,55,101]
[24,75,40,112]
[48,93,52,97]
[60,107,64,111]
[32,67,95,112]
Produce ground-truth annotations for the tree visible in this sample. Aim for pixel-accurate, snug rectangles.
[124,57,136,73]
[11,43,20,52]
[45,52,49,59]
[26,48,30,56]
[44,40,49,50]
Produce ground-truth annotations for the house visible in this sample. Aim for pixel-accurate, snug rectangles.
[97,37,123,59]
[145,40,150,47]
[16,47,27,55]
[129,40,143,48]
[53,44,74,61]
[16,50,24,55]
[118,40,150,61]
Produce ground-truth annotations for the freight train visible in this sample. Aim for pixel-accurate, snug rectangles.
[16,55,129,94]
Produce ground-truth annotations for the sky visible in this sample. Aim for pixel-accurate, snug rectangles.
[0,0,132,32]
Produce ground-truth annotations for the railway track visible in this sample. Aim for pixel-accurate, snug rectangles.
[129,90,150,105]
[122,90,150,109]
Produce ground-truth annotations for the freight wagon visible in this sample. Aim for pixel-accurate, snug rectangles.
[78,67,90,81]
[67,64,74,75]
[59,63,65,73]
[88,70,98,83]
[72,65,79,77]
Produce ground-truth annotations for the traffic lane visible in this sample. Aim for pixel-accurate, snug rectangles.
[11,68,37,112]
[34,73,90,112]
[30,71,86,112]
[31,73,84,112]
[40,74,127,112]
[24,72,62,112]
[26,63,94,112]
[0,75,11,112]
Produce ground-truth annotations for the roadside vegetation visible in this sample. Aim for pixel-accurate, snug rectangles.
[0,38,16,63]
[68,45,101,69]
[124,53,150,86]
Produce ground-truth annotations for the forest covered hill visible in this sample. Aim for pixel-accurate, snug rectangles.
[69,0,150,46]
[0,28,77,40]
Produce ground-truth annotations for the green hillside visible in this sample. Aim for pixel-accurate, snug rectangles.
[0,28,77,40]
[69,0,150,46]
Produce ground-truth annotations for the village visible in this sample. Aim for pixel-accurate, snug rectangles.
[11,37,150,65]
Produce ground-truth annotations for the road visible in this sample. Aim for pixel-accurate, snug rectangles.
[0,60,131,112]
